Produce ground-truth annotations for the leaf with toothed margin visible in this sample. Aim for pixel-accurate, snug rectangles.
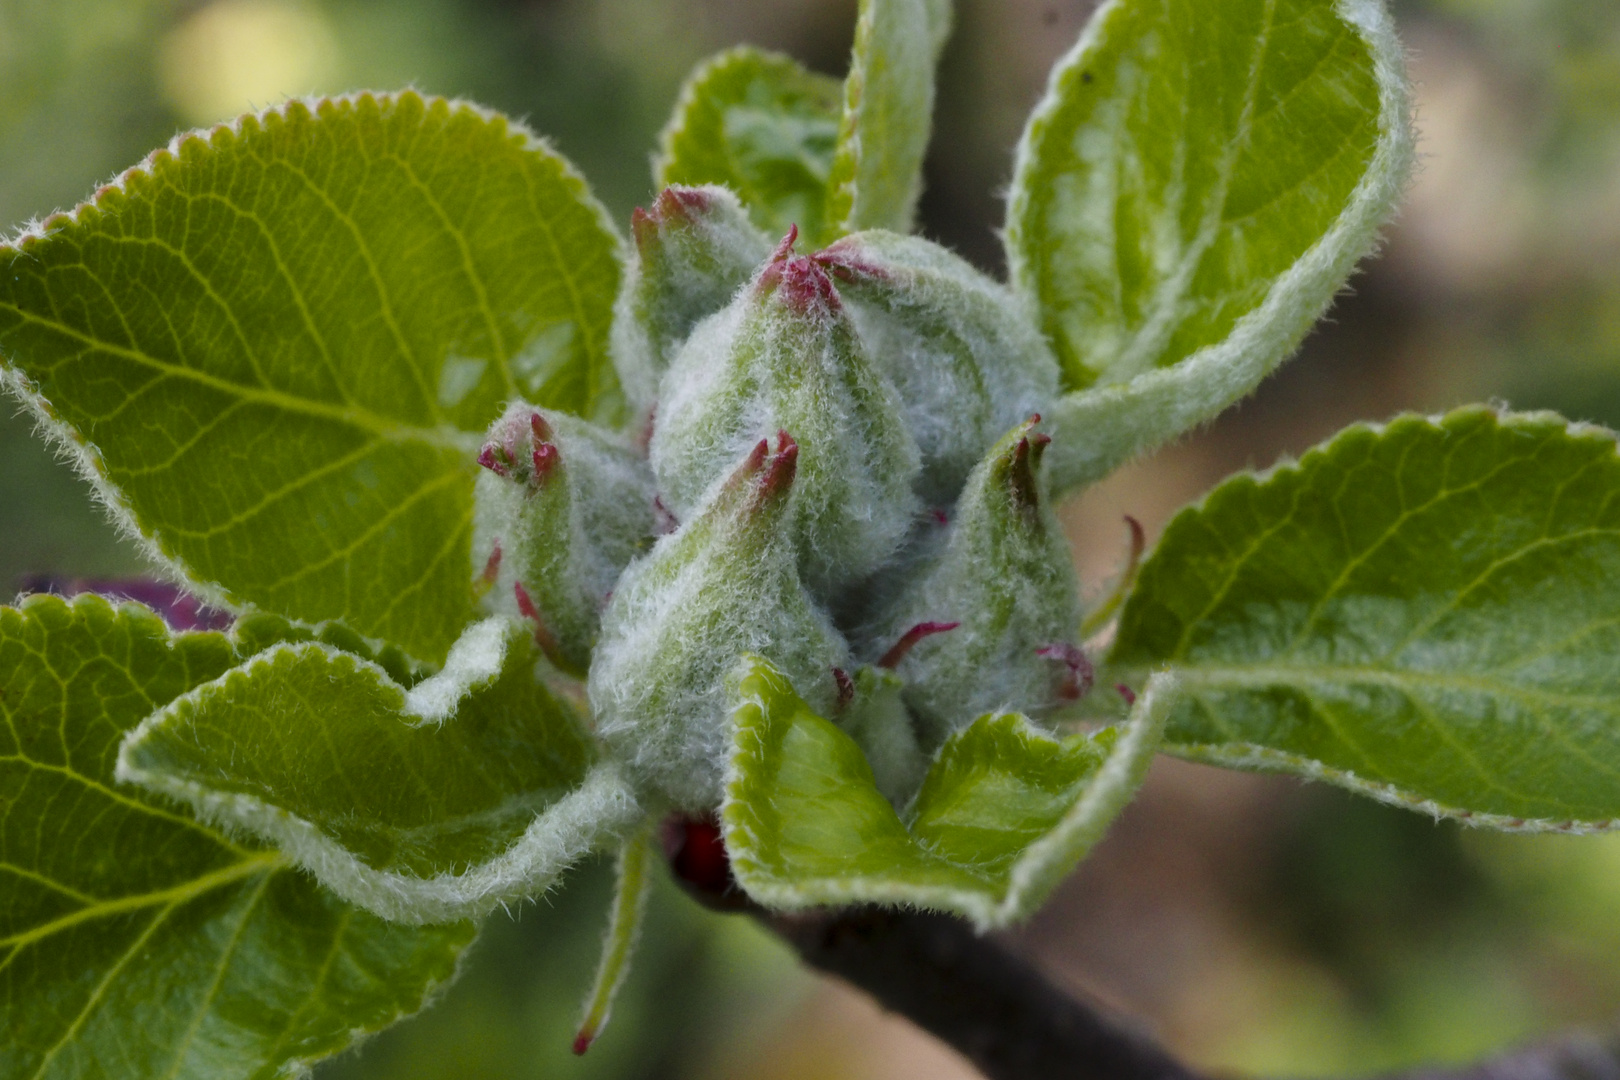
[1109,408,1620,833]
[1007,0,1413,493]
[0,593,473,1080]
[657,47,845,247]
[0,91,624,664]
[118,616,645,925]
[720,655,1171,929]
[826,0,953,235]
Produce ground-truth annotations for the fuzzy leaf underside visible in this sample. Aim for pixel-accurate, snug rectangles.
[720,656,1171,929]
[1010,0,1413,492]
[0,594,472,1080]
[657,47,845,247]
[825,0,953,235]
[0,91,623,664]
[1111,409,1620,831]
[119,617,642,924]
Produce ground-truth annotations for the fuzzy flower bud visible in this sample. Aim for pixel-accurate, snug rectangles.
[472,402,657,675]
[651,229,921,596]
[859,417,1085,750]
[610,185,775,415]
[589,432,850,810]
[814,231,1062,506]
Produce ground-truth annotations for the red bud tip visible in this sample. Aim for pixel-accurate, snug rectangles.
[833,667,854,708]
[653,496,679,535]
[743,438,770,474]
[769,224,799,263]
[930,507,950,526]
[513,581,540,622]
[1032,433,1052,449]
[529,412,553,443]
[572,1030,595,1056]
[1010,437,1042,511]
[1038,643,1095,701]
[477,445,511,478]
[531,442,560,483]
[1027,413,1042,425]
[1115,683,1137,707]
[479,543,503,585]
[630,205,656,249]
[667,186,712,214]
[879,621,961,669]
[812,240,889,282]
[774,255,840,314]
[760,431,798,498]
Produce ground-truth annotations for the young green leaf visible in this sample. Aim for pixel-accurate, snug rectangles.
[825,0,953,235]
[119,617,644,924]
[1008,0,1413,492]
[657,47,844,247]
[721,655,1172,929]
[0,593,472,1079]
[1110,408,1620,832]
[0,92,624,664]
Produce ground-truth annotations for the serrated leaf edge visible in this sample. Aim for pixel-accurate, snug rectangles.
[117,639,645,924]
[0,91,628,661]
[1013,0,1415,495]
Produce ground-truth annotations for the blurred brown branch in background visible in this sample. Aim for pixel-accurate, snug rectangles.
[763,905,1620,1080]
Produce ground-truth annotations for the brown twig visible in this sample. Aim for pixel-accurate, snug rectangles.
[663,819,1620,1080]
[762,906,1201,1080]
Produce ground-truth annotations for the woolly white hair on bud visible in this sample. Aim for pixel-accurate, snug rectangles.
[472,402,656,673]
[611,184,775,415]
[862,420,1085,749]
[816,230,1062,506]
[651,243,921,598]
[590,435,850,810]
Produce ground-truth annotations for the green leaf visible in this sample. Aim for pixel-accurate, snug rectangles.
[119,616,644,924]
[1109,408,1620,832]
[825,0,953,235]
[657,47,844,247]
[721,655,1171,928]
[0,91,624,664]
[1008,0,1413,493]
[0,593,472,1079]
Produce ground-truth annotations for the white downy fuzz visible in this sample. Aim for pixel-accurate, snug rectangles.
[815,230,1062,506]
[589,432,849,810]
[610,185,775,415]
[860,418,1087,750]
[472,402,657,674]
[650,233,921,597]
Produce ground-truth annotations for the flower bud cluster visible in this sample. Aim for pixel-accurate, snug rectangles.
[484,190,1092,810]
[471,403,656,675]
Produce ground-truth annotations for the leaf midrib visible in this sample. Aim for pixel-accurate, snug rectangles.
[0,301,479,452]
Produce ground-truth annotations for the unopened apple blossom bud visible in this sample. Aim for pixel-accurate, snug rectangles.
[859,417,1085,749]
[472,403,657,675]
[814,231,1061,506]
[651,230,921,597]
[589,432,850,810]
[610,185,774,414]
[835,665,926,807]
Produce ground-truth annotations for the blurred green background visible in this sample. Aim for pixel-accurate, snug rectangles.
[4,0,1620,1075]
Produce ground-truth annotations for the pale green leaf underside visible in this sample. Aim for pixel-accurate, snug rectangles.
[826,0,952,235]
[1111,408,1620,831]
[1010,0,1413,492]
[0,594,472,1080]
[721,656,1170,929]
[0,91,624,663]
[657,47,844,248]
[119,617,643,924]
